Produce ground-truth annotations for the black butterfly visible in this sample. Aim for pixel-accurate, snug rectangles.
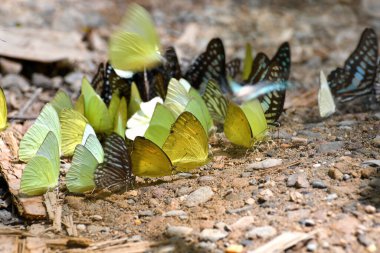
[91,62,132,105]
[239,43,290,125]
[133,47,182,101]
[185,38,232,95]
[327,28,378,103]
[94,133,135,193]
[375,57,380,102]
[226,58,241,79]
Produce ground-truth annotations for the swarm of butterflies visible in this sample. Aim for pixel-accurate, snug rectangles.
[0,4,379,196]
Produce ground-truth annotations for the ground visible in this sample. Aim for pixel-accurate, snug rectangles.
[0,0,379,252]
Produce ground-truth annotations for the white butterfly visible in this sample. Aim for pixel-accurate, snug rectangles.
[318,70,336,118]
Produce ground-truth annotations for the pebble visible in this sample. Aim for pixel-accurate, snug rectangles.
[306,240,318,252]
[289,190,304,203]
[0,209,12,223]
[287,173,310,188]
[249,179,257,185]
[214,222,231,232]
[176,186,192,197]
[199,228,228,242]
[241,172,251,178]
[318,141,344,153]
[246,159,282,170]
[177,172,193,178]
[225,244,244,253]
[374,112,380,120]
[257,189,274,203]
[138,210,154,217]
[311,179,327,189]
[338,120,357,126]
[2,74,30,92]
[198,176,214,183]
[246,226,277,239]
[152,187,167,198]
[32,73,52,88]
[372,136,380,147]
[364,205,376,214]
[29,224,46,235]
[291,137,308,145]
[325,193,338,201]
[166,225,193,237]
[163,210,187,217]
[312,163,321,168]
[76,224,86,231]
[299,218,315,227]
[357,234,374,247]
[184,186,214,207]
[128,235,142,242]
[90,215,103,221]
[343,174,351,181]
[230,216,255,231]
[198,241,217,251]
[245,198,255,205]
[328,168,344,180]
[0,58,22,74]
[64,71,83,92]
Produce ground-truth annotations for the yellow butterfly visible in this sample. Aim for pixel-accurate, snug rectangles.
[224,99,268,148]
[131,111,209,177]
[0,88,7,131]
[109,4,161,72]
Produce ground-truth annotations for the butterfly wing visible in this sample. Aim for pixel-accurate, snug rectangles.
[185,38,231,94]
[0,88,7,131]
[374,57,380,102]
[318,70,336,117]
[20,132,60,196]
[163,46,182,80]
[247,52,270,84]
[162,112,209,171]
[226,58,241,79]
[94,133,134,192]
[131,136,173,177]
[19,104,61,162]
[328,28,378,102]
[224,101,253,148]
[241,99,268,141]
[50,90,73,115]
[201,79,228,123]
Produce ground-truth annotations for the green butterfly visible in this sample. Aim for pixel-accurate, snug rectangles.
[224,99,268,148]
[66,134,103,193]
[19,103,61,162]
[20,131,60,196]
[0,87,7,131]
[201,79,228,123]
[109,4,162,72]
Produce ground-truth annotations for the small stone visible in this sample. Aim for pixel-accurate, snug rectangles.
[289,190,304,203]
[87,225,104,234]
[343,174,351,181]
[128,235,142,242]
[177,172,193,178]
[138,210,154,217]
[2,74,30,92]
[152,187,168,198]
[364,205,376,214]
[198,242,216,251]
[29,224,46,235]
[241,172,251,178]
[360,167,376,179]
[245,198,255,205]
[225,244,244,253]
[148,198,159,207]
[184,186,214,207]
[246,158,282,170]
[306,240,318,252]
[163,210,187,217]
[90,215,103,221]
[166,225,193,237]
[312,163,321,168]
[214,222,231,232]
[230,216,255,231]
[64,71,83,92]
[371,136,380,147]
[257,189,274,203]
[338,120,357,126]
[328,168,344,180]
[249,179,257,185]
[366,244,377,253]
[299,218,315,227]
[176,186,192,197]
[325,193,338,201]
[318,141,344,153]
[312,179,327,189]
[76,224,86,231]
[199,228,228,242]
[0,58,22,74]
[246,226,277,239]
[357,234,374,247]
[32,73,52,88]
[198,176,214,183]
[291,137,308,145]
[287,173,309,188]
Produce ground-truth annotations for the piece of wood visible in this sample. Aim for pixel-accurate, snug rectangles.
[0,129,46,219]
[249,230,319,253]
[44,192,62,232]
[0,27,88,63]
[0,235,19,253]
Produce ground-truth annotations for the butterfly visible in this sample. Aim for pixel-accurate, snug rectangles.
[19,103,61,162]
[375,57,380,102]
[226,58,241,79]
[131,111,209,177]
[327,28,378,103]
[0,87,7,131]
[50,90,73,115]
[133,47,182,101]
[224,100,268,148]
[66,134,104,193]
[94,133,135,192]
[318,70,336,118]
[91,62,132,106]
[201,79,228,123]
[109,4,162,72]
[185,38,232,95]
[20,131,60,196]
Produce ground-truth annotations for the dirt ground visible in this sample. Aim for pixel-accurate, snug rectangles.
[0,0,379,252]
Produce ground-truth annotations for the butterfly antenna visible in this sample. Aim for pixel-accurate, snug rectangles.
[144,67,149,99]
